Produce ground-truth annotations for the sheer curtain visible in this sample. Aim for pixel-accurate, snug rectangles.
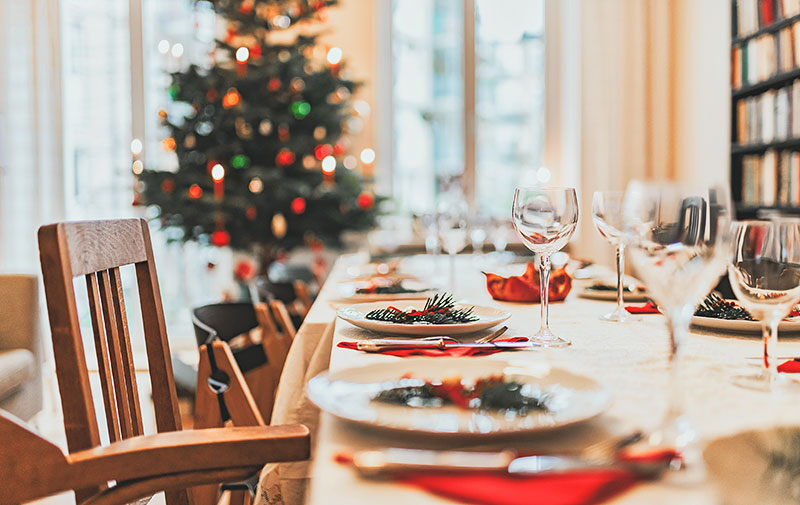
[0,0,64,273]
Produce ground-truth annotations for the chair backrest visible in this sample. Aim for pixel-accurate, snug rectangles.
[38,219,184,502]
[192,302,260,347]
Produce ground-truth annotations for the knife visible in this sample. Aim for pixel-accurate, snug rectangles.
[355,340,531,352]
[350,448,667,478]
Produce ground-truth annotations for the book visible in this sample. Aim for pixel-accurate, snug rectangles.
[776,87,789,139]
[763,149,777,205]
[762,90,775,143]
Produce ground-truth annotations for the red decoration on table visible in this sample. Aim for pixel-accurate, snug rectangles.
[337,337,530,358]
[624,301,660,314]
[484,263,571,303]
[778,359,800,373]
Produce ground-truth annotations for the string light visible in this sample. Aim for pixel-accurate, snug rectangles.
[222,88,241,108]
[157,40,170,54]
[536,166,552,184]
[360,148,375,164]
[343,155,357,170]
[235,47,249,63]
[353,100,371,117]
[321,155,336,173]
[188,184,203,198]
[326,47,342,65]
[211,163,225,181]
[171,43,184,58]
[132,160,144,174]
[249,177,264,193]
[130,138,143,156]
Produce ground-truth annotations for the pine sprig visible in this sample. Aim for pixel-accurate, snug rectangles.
[694,293,754,320]
[365,293,480,324]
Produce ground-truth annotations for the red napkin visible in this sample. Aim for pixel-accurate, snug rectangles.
[624,301,660,314]
[337,337,530,357]
[484,263,572,303]
[778,359,800,373]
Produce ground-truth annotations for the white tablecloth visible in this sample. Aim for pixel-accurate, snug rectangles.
[261,254,800,505]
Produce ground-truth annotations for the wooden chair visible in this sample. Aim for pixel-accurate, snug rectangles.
[0,219,309,505]
[192,302,291,424]
[269,300,297,341]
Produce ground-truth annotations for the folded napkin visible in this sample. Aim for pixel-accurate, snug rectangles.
[484,263,572,303]
[624,301,660,314]
[778,359,800,373]
[337,337,530,357]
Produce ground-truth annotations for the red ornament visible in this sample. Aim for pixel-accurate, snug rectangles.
[357,192,374,210]
[333,142,345,156]
[278,124,290,142]
[210,230,231,247]
[314,144,333,160]
[161,179,175,194]
[206,88,219,102]
[291,197,306,214]
[234,260,256,281]
[188,184,203,199]
[276,149,295,166]
[222,88,241,108]
[250,44,261,58]
[246,205,257,220]
[239,0,253,14]
[268,78,281,91]
[224,27,237,44]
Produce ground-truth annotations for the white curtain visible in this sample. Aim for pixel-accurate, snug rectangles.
[0,0,64,273]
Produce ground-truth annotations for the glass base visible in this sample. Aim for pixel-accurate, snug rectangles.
[645,414,705,484]
[730,371,798,392]
[530,328,571,348]
[600,308,641,323]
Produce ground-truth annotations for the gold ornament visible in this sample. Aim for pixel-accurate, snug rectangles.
[290,77,306,93]
[302,155,316,169]
[235,117,253,139]
[258,119,273,136]
[313,126,327,140]
[184,134,196,148]
[271,213,287,239]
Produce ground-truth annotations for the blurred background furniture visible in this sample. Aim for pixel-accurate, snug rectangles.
[0,274,42,421]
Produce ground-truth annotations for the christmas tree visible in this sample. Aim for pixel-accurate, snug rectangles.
[136,0,380,267]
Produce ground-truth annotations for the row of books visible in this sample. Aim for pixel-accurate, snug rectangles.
[735,0,800,38]
[741,149,800,205]
[735,80,800,144]
[732,22,800,87]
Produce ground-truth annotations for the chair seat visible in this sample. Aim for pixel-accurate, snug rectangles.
[0,348,35,400]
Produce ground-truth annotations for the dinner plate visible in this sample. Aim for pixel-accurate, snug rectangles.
[336,301,511,336]
[577,288,649,302]
[691,315,800,334]
[335,279,438,302]
[307,358,612,437]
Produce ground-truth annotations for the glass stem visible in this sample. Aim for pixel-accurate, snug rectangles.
[449,252,456,294]
[660,305,693,447]
[615,244,625,313]
[762,319,779,387]
[538,252,551,334]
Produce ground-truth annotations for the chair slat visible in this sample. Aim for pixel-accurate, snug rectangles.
[110,266,144,436]
[86,274,122,443]
[98,270,136,439]
[269,300,297,340]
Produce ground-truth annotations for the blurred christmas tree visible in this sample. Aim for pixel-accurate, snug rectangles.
[136,0,380,268]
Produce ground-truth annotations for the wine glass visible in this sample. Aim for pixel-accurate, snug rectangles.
[512,187,579,347]
[592,191,637,322]
[728,219,800,391]
[438,206,468,294]
[623,180,732,454]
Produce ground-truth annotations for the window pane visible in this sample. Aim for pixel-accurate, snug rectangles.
[475,0,545,217]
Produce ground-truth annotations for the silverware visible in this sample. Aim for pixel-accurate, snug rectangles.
[356,340,531,352]
[475,325,509,344]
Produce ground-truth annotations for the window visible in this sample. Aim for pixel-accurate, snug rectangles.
[389,0,546,217]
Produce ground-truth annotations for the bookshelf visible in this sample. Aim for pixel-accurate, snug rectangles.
[731,0,800,218]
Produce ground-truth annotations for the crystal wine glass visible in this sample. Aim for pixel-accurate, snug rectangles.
[438,205,468,294]
[512,187,579,347]
[728,219,800,391]
[623,181,732,454]
[592,191,637,322]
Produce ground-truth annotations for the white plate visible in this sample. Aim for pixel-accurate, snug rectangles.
[691,315,800,334]
[307,358,611,437]
[335,279,438,302]
[337,301,511,336]
[577,288,649,302]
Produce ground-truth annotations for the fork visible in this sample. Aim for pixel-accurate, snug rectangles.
[474,325,509,344]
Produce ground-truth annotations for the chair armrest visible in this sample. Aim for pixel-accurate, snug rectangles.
[67,424,310,489]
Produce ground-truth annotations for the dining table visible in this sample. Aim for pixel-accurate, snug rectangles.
[256,252,800,505]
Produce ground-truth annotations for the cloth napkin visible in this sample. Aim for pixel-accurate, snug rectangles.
[624,301,660,314]
[778,359,800,373]
[337,336,530,357]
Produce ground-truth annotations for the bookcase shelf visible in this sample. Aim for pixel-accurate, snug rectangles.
[732,12,800,44]
[735,202,800,218]
[732,67,800,98]
[732,137,800,154]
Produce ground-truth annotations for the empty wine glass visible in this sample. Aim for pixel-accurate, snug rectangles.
[623,180,732,455]
[592,191,636,322]
[512,187,579,347]
[728,219,800,391]
[438,205,468,294]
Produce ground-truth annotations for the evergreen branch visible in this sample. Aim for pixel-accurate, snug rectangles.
[694,293,753,320]
[365,293,480,324]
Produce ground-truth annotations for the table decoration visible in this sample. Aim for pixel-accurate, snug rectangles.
[512,187,579,347]
[624,302,660,314]
[484,263,572,303]
[578,282,648,303]
[592,191,636,322]
[306,358,611,436]
[337,337,531,357]
[336,278,437,302]
[728,220,800,391]
[778,359,800,373]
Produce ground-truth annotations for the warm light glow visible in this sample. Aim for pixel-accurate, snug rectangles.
[249,177,263,193]
[343,155,357,170]
[222,88,241,108]
[360,148,376,164]
[171,43,184,58]
[235,47,249,63]
[326,47,343,65]
[157,40,170,54]
[536,166,551,184]
[321,155,336,173]
[273,15,290,28]
[211,163,225,181]
[353,100,371,117]
[132,160,144,174]
[130,138,143,156]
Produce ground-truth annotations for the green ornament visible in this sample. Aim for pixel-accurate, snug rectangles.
[290,101,311,120]
[169,84,180,100]
[231,154,250,169]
